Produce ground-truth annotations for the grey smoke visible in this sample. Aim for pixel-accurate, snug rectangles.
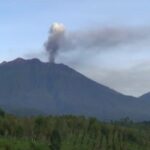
[44,23,65,63]
[44,23,150,63]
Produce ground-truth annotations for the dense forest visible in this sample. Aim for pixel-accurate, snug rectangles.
[0,109,149,150]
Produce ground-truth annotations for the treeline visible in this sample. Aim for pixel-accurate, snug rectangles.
[0,109,149,150]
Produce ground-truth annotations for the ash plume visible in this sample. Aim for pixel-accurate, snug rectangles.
[44,22,65,63]
[44,23,150,63]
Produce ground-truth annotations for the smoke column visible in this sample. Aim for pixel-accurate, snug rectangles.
[44,23,150,63]
[44,22,65,63]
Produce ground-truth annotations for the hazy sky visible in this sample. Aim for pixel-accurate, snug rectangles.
[1,0,150,96]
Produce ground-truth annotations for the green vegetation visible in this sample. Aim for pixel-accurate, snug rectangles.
[0,112,149,150]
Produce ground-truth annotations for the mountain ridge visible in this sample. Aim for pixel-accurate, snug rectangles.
[0,58,149,121]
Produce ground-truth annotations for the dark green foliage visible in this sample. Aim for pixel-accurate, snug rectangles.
[50,129,61,150]
[0,108,5,117]
[0,113,149,149]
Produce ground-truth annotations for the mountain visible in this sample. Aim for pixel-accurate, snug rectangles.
[0,58,149,120]
[139,93,150,101]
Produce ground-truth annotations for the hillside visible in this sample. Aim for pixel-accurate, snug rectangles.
[139,92,150,101]
[0,58,149,120]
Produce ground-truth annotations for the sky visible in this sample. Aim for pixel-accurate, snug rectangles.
[0,0,150,96]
